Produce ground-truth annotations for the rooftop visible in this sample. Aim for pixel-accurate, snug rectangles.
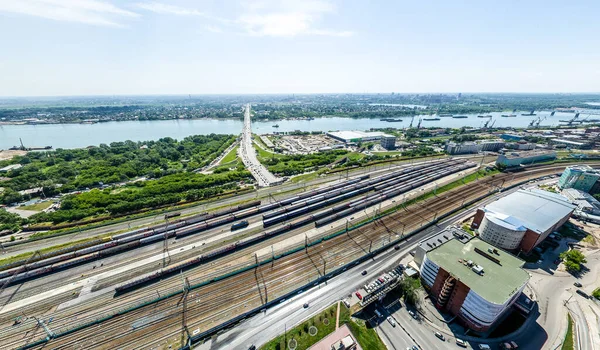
[417,226,471,253]
[565,164,600,174]
[501,150,556,159]
[326,130,393,141]
[484,189,576,234]
[426,238,529,305]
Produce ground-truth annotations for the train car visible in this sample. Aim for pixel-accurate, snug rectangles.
[265,223,292,237]
[100,241,141,257]
[232,207,260,220]
[174,222,209,238]
[27,252,77,270]
[115,271,162,294]
[53,253,100,271]
[238,233,266,247]
[140,232,170,245]
[164,212,182,219]
[231,220,249,231]
[112,228,153,241]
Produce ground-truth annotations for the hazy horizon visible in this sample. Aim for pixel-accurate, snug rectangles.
[1,0,599,96]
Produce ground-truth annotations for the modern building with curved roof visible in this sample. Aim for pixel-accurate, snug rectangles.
[472,188,576,252]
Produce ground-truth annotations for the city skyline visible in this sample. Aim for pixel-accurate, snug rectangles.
[1,0,599,96]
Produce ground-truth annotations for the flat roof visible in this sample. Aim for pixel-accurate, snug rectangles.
[426,238,529,305]
[502,150,556,159]
[326,130,393,141]
[484,189,576,234]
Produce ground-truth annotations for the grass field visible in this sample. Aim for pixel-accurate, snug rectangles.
[260,303,385,350]
[561,314,574,350]
[20,201,53,211]
[260,304,338,350]
[339,305,386,350]
[219,146,239,164]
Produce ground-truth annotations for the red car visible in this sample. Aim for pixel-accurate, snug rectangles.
[355,291,362,300]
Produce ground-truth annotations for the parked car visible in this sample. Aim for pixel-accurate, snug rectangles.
[435,331,445,341]
[355,291,362,300]
[303,303,309,308]
[574,282,582,287]
[408,310,418,319]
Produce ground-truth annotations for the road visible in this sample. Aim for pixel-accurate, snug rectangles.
[238,103,282,187]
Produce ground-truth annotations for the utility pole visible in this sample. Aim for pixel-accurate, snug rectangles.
[179,276,191,348]
[33,316,55,340]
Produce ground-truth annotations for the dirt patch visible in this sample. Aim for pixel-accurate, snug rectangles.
[0,150,27,161]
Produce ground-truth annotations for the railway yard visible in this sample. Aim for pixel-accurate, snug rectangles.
[0,160,591,350]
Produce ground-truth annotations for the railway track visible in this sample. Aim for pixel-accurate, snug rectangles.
[0,159,468,316]
[0,163,576,349]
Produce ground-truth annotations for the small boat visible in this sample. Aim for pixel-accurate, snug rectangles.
[501,114,517,118]
[439,114,453,117]
[452,115,468,119]
[477,115,492,118]
[423,117,440,121]
[272,124,279,128]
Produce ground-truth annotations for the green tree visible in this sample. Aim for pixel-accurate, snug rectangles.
[560,250,587,273]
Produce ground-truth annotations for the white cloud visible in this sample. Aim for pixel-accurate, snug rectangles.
[135,0,352,38]
[237,0,352,37]
[205,25,223,33]
[0,0,139,27]
[135,2,205,17]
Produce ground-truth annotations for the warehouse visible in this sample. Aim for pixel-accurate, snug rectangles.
[326,130,394,144]
[472,189,576,252]
[420,230,529,335]
[496,150,556,167]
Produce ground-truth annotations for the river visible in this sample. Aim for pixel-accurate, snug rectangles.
[0,111,584,149]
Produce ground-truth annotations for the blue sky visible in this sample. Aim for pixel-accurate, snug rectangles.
[0,0,599,96]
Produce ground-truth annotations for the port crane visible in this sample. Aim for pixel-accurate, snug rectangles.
[560,113,581,125]
[417,117,422,129]
[535,116,546,127]
[483,118,493,129]
[528,116,546,128]
[409,115,415,128]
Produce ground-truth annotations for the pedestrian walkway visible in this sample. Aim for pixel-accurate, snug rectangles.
[335,301,340,329]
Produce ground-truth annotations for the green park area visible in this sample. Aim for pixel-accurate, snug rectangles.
[261,302,385,350]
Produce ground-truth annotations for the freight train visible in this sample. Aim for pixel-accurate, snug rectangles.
[0,173,374,286]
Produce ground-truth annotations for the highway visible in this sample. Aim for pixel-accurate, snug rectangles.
[238,103,282,187]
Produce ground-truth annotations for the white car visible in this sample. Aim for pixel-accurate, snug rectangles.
[387,316,396,327]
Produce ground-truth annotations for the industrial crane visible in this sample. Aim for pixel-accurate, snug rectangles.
[417,117,422,129]
[483,118,493,129]
[560,113,581,125]
[535,116,546,127]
